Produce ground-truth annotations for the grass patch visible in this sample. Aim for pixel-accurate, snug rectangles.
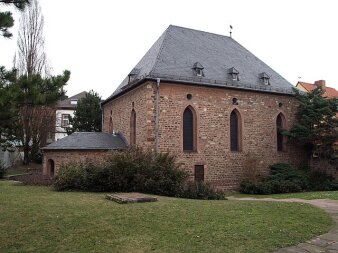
[232,191,338,200]
[0,181,334,253]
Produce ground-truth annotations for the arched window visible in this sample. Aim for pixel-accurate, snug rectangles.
[130,109,136,145]
[109,117,113,134]
[277,113,286,151]
[230,109,242,151]
[183,106,196,151]
[48,159,55,177]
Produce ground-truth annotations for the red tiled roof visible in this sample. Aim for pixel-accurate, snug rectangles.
[297,82,338,98]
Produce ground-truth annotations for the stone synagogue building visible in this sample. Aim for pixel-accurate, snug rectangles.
[43,25,304,189]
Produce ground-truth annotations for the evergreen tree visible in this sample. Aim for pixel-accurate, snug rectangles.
[286,88,338,161]
[68,90,102,133]
[1,70,70,164]
[0,0,29,38]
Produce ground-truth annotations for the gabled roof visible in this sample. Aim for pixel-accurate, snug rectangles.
[229,67,239,74]
[103,25,294,104]
[297,82,338,98]
[193,62,204,69]
[42,132,128,150]
[57,91,87,109]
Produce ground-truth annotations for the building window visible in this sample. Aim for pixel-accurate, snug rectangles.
[183,106,196,151]
[260,72,270,85]
[70,99,78,105]
[61,114,70,127]
[195,165,204,182]
[230,109,241,151]
[277,113,286,151]
[193,62,204,77]
[229,67,239,81]
[109,117,113,134]
[130,109,136,145]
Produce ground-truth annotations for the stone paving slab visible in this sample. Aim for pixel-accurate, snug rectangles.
[106,192,158,204]
[228,196,338,253]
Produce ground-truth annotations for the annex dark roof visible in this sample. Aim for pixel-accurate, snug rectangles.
[57,91,87,109]
[42,132,128,150]
[103,25,294,104]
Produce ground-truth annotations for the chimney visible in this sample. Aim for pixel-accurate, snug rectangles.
[314,80,326,91]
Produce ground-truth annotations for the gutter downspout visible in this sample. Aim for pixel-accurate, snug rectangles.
[155,78,160,152]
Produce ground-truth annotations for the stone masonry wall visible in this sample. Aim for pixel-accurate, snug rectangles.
[158,82,306,190]
[43,150,112,176]
[102,82,156,150]
[102,80,306,190]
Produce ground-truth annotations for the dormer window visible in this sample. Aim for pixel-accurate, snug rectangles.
[193,62,204,77]
[260,72,270,85]
[128,68,140,83]
[70,99,78,105]
[229,67,239,81]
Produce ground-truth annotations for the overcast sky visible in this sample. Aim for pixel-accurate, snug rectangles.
[1,0,338,99]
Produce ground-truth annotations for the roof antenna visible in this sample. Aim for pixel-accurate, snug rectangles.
[229,25,233,38]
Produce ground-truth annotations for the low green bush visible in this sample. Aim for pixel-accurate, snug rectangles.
[240,163,338,194]
[0,163,6,179]
[54,148,224,199]
[180,181,225,200]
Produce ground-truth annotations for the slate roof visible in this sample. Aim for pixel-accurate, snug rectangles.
[103,25,294,104]
[42,132,128,150]
[57,91,87,109]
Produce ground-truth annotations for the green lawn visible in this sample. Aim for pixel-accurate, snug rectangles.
[232,191,338,200]
[0,181,334,253]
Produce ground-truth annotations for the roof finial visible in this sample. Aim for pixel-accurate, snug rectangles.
[229,25,233,38]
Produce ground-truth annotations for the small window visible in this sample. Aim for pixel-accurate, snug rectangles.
[193,62,204,77]
[232,73,239,81]
[229,67,239,81]
[70,99,78,105]
[196,69,203,76]
[61,114,70,127]
[195,165,204,182]
[260,72,270,85]
[232,98,238,105]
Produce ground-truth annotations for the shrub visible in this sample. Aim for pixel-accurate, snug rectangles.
[54,148,225,199]
[0,163,6,179]
[53,163,87,191]
[54,148,188,197]
[180,181,225,200]
[240,163,338,194]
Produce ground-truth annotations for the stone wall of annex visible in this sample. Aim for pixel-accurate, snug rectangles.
[43,150,112,176]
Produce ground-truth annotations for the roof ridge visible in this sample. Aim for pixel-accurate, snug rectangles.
[151,25,172,74]
[169,24,231,39]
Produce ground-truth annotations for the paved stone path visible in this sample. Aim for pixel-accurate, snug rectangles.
[228,197,338,253]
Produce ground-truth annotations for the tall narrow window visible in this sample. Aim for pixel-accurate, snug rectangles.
[130,109,136,145]
[183,106,195,151]
[277,113,285,151]
[109,117,113,134]
[230,109,241,151]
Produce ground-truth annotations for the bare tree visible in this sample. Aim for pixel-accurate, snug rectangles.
[14,0,49,76]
